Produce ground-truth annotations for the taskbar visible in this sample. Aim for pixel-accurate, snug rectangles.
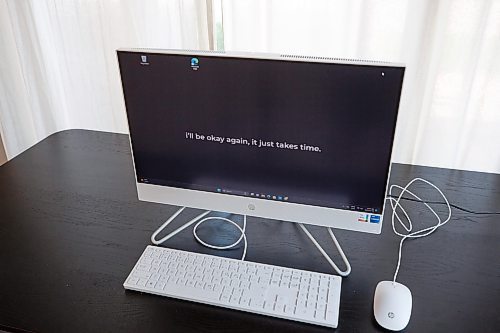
[138,177,381,214]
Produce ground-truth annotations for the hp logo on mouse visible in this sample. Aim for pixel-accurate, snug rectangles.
[388,312,395,319]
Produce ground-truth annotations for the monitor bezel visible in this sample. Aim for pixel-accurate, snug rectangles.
[117,48,405,234]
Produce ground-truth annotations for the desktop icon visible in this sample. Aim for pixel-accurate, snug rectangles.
[216,188,221,193]
[277,196,283,200]
[140,55,149,65]
[191,57,199,70]
[272,195,276,200]
[284,196,289,201]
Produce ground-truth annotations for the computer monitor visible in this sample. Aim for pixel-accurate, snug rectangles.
[117,49,405,234]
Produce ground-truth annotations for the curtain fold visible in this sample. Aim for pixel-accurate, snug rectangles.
[0,0,209,160]
[222,0,500,173]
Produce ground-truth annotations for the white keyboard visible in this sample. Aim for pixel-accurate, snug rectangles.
[124,246,342,328]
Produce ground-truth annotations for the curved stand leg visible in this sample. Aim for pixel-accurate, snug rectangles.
[151,207,211,245]
[298,223,352,277]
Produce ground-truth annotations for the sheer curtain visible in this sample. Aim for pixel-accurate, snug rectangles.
[2,1,499,174]
[222,0,500,174]
[0,0,209,160]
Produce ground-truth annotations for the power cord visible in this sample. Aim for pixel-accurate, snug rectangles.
[193,215,248,260]
[151,207,248,260]
[387,194,500,215]
[385,177,452,283]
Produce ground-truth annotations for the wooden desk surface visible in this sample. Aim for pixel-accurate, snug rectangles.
[0,130,498,333]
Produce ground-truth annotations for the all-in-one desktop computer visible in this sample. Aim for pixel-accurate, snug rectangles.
[117,49,405,328]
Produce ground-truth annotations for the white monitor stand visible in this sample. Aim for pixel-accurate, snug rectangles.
[150,207,351,277]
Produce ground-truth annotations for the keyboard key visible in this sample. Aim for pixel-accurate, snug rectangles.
[127,276,139,285]
[274,303,285,313]
[229,294,240,304]
[296,306,315,319]
[263,301,274,311]
[132,270,151,279]
[316,303,327,311]
[137,264,149,271]
[240,296,250,306]
[137,278,147,287]
[284,304,295,315]
[140,258,153,265]
[326,305,337,322]
[250,298,265,308]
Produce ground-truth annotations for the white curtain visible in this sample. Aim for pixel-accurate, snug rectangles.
[0,0,209,160]
[222,0,500,174]
[2,0,499,174]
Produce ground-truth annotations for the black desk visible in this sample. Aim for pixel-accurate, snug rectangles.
[0,130,499,333]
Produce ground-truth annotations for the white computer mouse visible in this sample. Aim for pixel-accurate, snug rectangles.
[373,281,412,331]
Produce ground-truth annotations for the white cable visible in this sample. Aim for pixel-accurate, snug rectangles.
[386,177,452,282]
[298,223,352,277]
[151,207,248,260]
[193,215,247,260]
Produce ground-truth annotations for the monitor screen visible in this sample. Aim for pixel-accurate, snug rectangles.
[118,50,404,217]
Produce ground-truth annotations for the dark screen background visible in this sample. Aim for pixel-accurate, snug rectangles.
[117,51,404,213]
